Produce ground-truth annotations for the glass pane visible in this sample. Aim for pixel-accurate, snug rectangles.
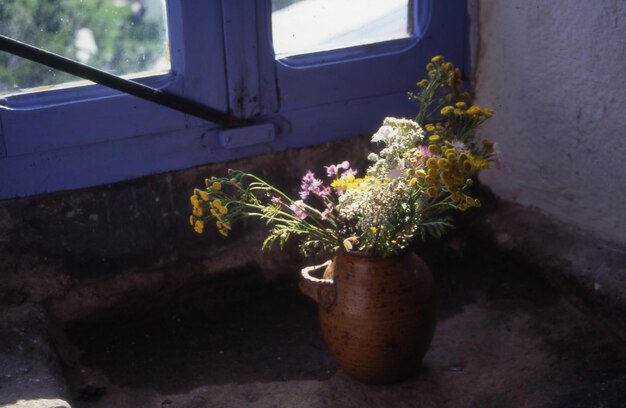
[0,0,169,95]
[272,0,410,58]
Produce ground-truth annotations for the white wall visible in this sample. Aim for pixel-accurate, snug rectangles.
[473,0,626,247]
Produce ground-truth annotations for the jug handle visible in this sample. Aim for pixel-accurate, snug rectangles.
[299,260,337,311]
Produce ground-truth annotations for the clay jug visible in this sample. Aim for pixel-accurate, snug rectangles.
[299,251,436,384]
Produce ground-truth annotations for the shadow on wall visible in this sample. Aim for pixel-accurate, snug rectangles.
[0,135,373,313]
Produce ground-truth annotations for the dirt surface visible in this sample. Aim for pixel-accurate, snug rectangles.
[56,233,626,408]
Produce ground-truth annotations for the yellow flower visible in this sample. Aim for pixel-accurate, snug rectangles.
[211,181,222,191]
[194,220,204,234]
[190,195,199,206]
[428,145,441,155]
[218,228,229,237]
[466,105,481,116]
[463,160,473,172]
[417,79,429,88]
[425,124,435,132]
[189,215,195,226]
[193,206,203,217]
[409,177,418,186]
[218,205,228,215]
[429,134,441,142]
[441,106,455,116]
[210,208,223,221]
[426,157,439,168]
[212,199,223,209]
[467,155,492,171]
[455,101,467,109]
[199,191,210,201]
[431,55,444,63]
[331,176,370,191]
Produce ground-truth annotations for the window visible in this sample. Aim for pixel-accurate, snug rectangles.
[272,0,411,58]
[0,0,169,95]
[0,0,468,199]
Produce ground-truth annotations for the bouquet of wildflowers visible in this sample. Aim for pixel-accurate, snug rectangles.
[190,56,496,258]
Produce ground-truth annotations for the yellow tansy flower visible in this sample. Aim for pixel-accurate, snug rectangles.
[428,145,441,155]
[429,134,441,142]
[441,106,455,116]
[194,220,204,234]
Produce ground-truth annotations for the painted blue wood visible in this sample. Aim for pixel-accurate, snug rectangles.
[3,90,188,155]
[0,0,469,200]
[276,0,466,111]
[222,0,278,118]
[0,113,5,158]
[0,90,413,198]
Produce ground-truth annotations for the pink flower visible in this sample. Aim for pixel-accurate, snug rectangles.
[289,200,307,220]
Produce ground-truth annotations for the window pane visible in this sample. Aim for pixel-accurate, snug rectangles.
[272,0,410,58]
[0,0,169,95]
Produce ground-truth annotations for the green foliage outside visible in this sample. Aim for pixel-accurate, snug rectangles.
[0,0,167,94]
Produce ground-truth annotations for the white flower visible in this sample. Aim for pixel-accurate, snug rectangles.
[368,117,425,180]
[371,125,395,143]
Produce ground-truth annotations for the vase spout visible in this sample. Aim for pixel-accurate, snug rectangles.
[299,260,337,311]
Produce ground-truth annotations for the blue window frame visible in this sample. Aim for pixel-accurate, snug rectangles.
[0,0,468,199]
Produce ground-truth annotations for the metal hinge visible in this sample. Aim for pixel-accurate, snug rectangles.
[219,123,275,149]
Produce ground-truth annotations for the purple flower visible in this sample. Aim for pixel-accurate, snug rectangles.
[271,196,283,205]
[289,200,308,220]
[342,168,358,178]
[321,203,334,220]
[451,139,467,151]
[300,171,331,200]
[416,145,430,165]
[325,161,351,178]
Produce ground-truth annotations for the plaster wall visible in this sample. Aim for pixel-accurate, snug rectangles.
[472,0,626,247]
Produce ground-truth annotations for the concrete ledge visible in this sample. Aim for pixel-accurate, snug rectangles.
[0,304,71,408]
[482,202,626,341]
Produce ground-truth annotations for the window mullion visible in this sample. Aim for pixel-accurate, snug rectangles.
[221,0,278,119]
